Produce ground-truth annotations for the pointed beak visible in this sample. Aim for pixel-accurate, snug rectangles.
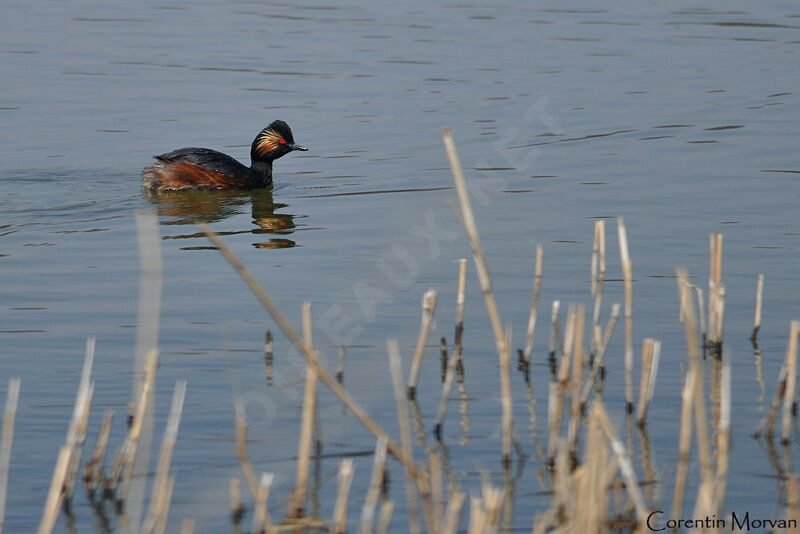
[289,144,308,152]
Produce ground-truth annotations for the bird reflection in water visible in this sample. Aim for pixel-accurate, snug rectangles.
[145,188,297,249]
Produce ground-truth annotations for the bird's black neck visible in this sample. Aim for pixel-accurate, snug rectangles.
[250,160,273,187]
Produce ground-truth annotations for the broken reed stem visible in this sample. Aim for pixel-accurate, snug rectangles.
[752,274,764,341]
[591,220,606,358]
[567,306,586,458]
[501,323,514,465]
[250,473,274,534]
[440,337,448,383]
[781,321,800,444]
[592,402,649,525]
[332,459,355,534]
[548,301,562,364]
[288,302,318,519]
[0,378,21,533]
[596,303,621,373]
[63,337,96,507]
[113,348,158,509]
[579,303,621,409]
[714,349,731,513]
[407,290,438,399]
[672,269,699,521]
[84,409,113,496]
[636,339,661,426]
[754,364,787,439]
[358,437,388,534]
[141,380,187,534]
[434,341,460,440]
[547,306,576,464]
[443,128,514,462]
[454,259,468,378]
[708,233,724,356]
[198,223,424,484]
[375,501,395,534]
[524,244,544,363]
[440,491,465,534]
[387,340,422,534]
[617,217,635,413]
[39,340,96,534]
[429,450,443,528]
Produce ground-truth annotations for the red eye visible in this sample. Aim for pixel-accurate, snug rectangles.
[280,139,286,144]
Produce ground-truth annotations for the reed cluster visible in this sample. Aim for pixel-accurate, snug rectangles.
[1,130,798,534]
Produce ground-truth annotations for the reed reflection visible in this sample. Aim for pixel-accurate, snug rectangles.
[145,188,297,249]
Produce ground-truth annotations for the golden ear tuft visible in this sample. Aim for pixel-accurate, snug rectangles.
[256,128,284,156]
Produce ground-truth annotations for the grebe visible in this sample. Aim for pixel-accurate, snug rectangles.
[142,120,307,191]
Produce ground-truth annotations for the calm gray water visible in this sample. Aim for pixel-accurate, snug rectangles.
[2,0,799,532]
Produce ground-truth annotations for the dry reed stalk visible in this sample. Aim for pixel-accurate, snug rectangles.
[131,214,163,529]
[440,490,465,534]
[229,477,245,524]
[153,476,175,534]
[635,339,661,426]
[434,337,460,440]
[579,303,621,409]
[198,224,423,483]
[524,244,544,363]
[617,217,635,413]
[754,364,786,439]
[387,340,422,534]
[672,269,701,521]
[108,348,158,511]
[545,381,560,465]
[480,485,504,531]
[713,348,731,513]
[233,396,258,499]
[708,233,724,356]
[250,473,274,534]
[337,345,346,384]
[141,381,187,534]
[0,378,20,534]
[466,497,485,534]
[84,409,113,496]
[180,519,196,534]
[358,436,388,534]
[569,411,610,533]
[37,446,71,534]
[591,220,606,358]
[500,323,514,465]
[40,339,96,534]
[751,274,764,342]
[288,303,318,519]
[567,306,586,458]
[781,321,800,444]
[440,337,448,382]
[454,259,467,379]
[332,459,355,534]
[63,337,96,507]
[375,500,395,534]
[407,290,438,399]
[548,300,561,365]
[592,402,649,524]
[443,128,515,461]
[429,449,443,528]
[265,330,273,382]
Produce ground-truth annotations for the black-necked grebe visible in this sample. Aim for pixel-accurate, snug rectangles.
[142,120,308,191]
